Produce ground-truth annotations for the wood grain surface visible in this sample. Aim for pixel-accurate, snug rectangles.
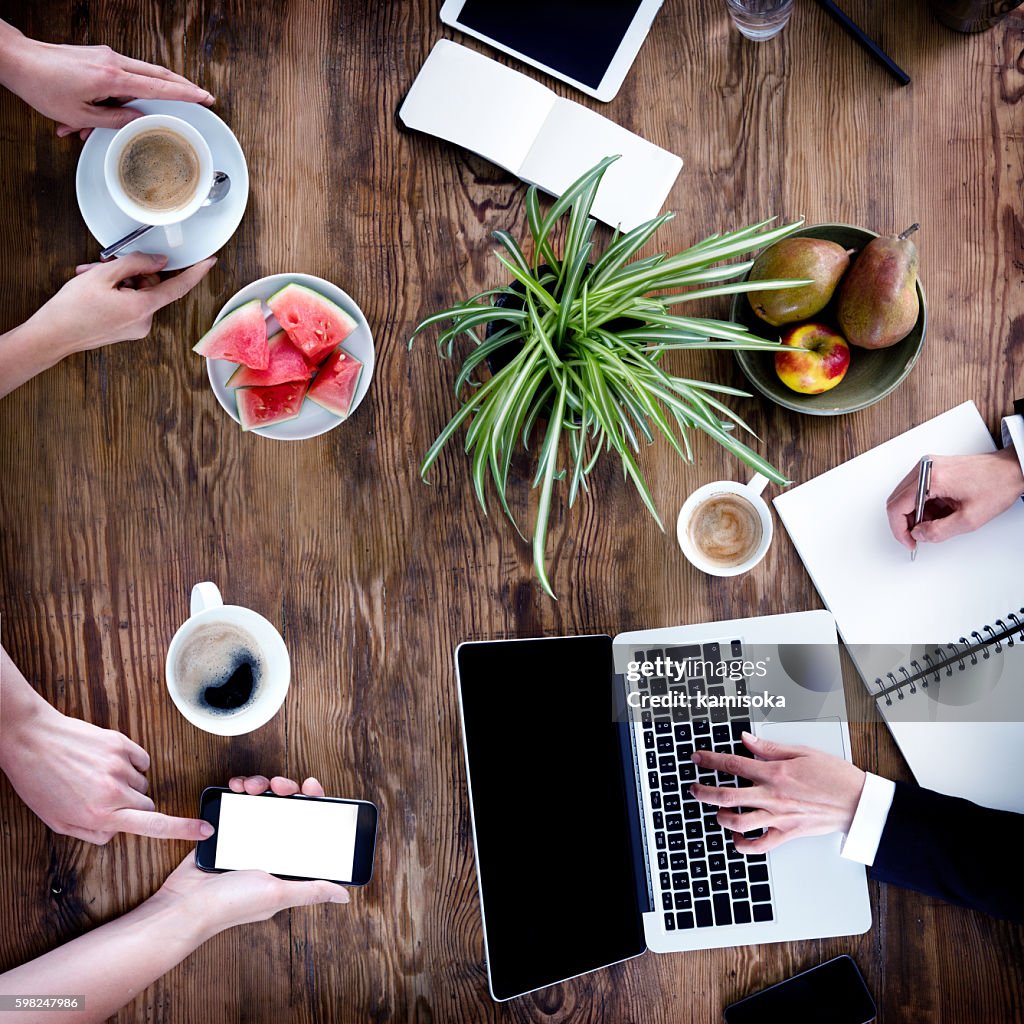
[1,1,1023,1021]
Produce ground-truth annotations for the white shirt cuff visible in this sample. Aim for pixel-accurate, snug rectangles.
[1001,414,1024,481]
[840,772,896,866]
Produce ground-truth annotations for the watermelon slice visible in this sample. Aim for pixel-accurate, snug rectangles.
[194,299,269,370]
[307,349,364,418]
[227,331,313,388]
[268,283,357,363]
[236,379,309,431]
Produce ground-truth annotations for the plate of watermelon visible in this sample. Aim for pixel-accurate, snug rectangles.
[196,273,374,440]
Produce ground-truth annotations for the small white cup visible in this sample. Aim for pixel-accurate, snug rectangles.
[165,582,290,737]
[103,114,213,248]
[677,472,774,577]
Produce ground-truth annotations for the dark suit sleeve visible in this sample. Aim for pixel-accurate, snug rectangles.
[870,782,1024,923]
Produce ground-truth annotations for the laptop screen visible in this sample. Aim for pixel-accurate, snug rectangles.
[457,635,647,1000]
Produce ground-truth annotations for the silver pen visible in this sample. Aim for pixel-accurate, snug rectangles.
[910,456,933,562]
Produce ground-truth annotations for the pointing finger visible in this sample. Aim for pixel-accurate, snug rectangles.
[228,777,246,793]
[114,810,214,841]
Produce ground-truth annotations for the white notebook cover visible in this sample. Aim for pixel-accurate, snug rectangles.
[773,401,1024,811]
[399,41,683,231]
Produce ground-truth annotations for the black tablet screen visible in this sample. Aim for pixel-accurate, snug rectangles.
[457,636,646,1000]
[456,0,644,89]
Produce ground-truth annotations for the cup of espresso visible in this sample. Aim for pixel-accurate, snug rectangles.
[165,583,290,736]
[676,473,774,577]
[103,114,213,247]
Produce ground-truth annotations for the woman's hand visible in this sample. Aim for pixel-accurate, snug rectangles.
[155,775,348,941]
[689,732,865,854]
[1,254,215,397]
[886,449,1024,552]
[33,253,216,355]
[0,21,212,139]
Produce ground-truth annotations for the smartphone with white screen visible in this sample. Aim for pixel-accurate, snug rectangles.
[195,787,378,886]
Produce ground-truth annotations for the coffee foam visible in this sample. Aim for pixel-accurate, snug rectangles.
[172,621,265,717]
[688,493,763,567]
[118,129,200,212]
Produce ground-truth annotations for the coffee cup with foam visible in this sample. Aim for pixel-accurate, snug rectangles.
[103,114,213,248]
[676,473,774,577]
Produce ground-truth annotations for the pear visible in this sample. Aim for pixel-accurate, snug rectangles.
[837,225,920,349]
[747,237,851,327]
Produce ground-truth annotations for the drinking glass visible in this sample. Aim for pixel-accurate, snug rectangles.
[724,0,795,40]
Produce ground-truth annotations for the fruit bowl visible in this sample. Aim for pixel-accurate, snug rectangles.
[730,223,926,416]
[205,273,375,440]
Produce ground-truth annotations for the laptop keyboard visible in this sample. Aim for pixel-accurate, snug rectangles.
[634,640,776,932]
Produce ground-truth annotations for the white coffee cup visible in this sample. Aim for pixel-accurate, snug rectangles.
[165,582,290,737]
[103,114,213,248]
[676,472,774,577]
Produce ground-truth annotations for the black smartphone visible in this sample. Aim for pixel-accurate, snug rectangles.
[195,787,378,886]
[723,955,876,1024]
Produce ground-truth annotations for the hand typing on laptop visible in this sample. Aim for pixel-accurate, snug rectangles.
[689,731,865,854]
[886,448,1024,552]
[692,731,1024,923]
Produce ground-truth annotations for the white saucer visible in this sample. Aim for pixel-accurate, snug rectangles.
[205,273,375,441]
[76,100,249,271]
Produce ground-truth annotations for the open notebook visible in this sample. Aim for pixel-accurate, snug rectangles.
[399,40,683,231]
[773,401,1024,812]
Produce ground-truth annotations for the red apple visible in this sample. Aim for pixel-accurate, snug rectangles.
[774,322,851,394]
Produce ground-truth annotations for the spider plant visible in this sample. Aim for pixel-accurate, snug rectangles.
[409,156,805,598]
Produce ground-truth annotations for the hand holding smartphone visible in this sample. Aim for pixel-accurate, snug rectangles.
[196,784,378,886]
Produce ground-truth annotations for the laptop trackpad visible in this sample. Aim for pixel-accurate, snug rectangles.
[758,718,846,760]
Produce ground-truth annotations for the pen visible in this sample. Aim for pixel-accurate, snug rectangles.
[815,0,911,87]
[910,456,932,562]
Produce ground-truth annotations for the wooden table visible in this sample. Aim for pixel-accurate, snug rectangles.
[1,1,1022,1020]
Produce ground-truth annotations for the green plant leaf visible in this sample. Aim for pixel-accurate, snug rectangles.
[532,376,568,598]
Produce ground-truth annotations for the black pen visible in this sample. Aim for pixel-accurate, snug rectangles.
[816,0,911,87]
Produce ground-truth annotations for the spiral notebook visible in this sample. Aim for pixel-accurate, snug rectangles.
[773,401,1024,812]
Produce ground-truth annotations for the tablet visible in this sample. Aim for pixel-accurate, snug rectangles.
[439,0,664,103]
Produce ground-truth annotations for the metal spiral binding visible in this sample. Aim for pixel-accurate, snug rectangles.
[871,606,1022,703]
[959,637,978,665]
[995,620,1012,647]
[946,642,966,672]
[984,624,1002,653]
[970,631,989,658]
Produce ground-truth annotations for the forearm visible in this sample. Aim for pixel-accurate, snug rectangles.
[0,20,28,97]
[0,645,57,774]
[871,782,1024,923]
[0,893,210,1024]
[0,319,69,399]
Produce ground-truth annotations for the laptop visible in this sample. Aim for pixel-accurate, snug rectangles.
[455,610,871,1001]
